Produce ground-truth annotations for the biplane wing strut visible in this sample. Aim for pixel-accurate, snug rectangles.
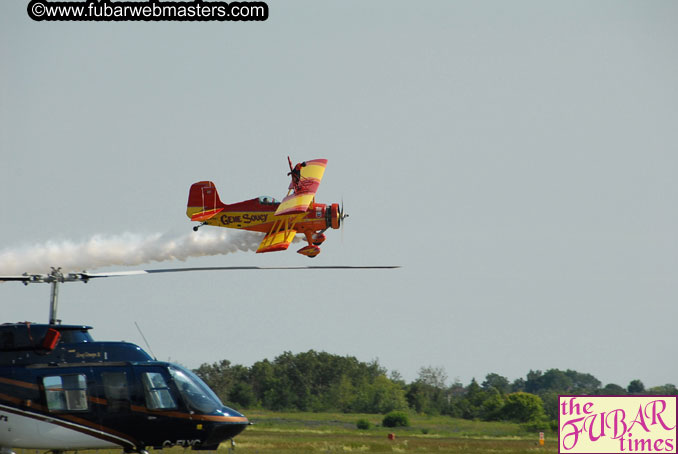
[256,213,305,253]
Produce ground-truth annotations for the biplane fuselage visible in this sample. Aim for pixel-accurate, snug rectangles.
[187,159,343,257]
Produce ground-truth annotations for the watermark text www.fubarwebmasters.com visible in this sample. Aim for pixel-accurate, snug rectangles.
[27,0,268,22]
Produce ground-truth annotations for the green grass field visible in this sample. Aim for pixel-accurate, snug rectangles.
[12,410,558,454]
[234,410,558,453]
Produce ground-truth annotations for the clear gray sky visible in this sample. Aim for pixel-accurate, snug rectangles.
[2,1,677,389]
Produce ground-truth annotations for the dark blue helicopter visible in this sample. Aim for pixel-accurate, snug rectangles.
[0,321,249,451]
[0,265,397,453]
[0,267,253,452]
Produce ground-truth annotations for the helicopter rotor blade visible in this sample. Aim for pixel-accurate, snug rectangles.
[1,265,400,284]
[0,275,34,282]
[1,265,400,325]
[84,265,399,279]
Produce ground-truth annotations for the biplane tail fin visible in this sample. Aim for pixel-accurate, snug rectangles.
[187,181,226,222]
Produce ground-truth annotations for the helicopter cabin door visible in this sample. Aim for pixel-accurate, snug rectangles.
[130,365,200,448]
[98,367,132,413]
[89,365,136,442]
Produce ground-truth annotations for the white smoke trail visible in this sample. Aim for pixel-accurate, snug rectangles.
[0,230,273,275]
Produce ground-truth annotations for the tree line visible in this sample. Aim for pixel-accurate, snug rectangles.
[193,350,677,427]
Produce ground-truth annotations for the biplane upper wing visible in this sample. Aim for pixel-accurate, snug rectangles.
[275,159,328,216]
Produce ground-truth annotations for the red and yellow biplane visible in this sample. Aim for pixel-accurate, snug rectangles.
[186,158,347,258]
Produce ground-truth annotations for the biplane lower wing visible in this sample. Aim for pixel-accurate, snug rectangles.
[257,229,297,254]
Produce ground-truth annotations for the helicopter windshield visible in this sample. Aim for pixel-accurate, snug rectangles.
[169,365,223,414]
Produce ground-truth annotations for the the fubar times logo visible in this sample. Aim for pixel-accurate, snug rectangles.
[559,396,677,453]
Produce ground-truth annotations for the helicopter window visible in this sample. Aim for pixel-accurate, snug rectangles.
[169,366,221,414]
[142,371,177,410]
[59,329,93,343]
[102,371,130,411]
[43,374,88,412]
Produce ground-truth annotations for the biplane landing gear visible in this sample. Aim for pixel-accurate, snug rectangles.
[297,245,320,257]
[193,222,207,232]
[311,232,326,246]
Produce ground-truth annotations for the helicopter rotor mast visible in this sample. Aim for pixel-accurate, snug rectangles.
[1,267,92,325]
[1,265,400,325]
[48,268,60,325]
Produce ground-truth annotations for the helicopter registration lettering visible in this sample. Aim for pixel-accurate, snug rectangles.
[0,415,8,422]
[163,440,201,448]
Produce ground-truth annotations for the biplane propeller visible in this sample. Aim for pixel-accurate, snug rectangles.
[187,158,346,258]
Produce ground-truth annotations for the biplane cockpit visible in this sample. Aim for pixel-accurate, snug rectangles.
[258,196,280,205]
